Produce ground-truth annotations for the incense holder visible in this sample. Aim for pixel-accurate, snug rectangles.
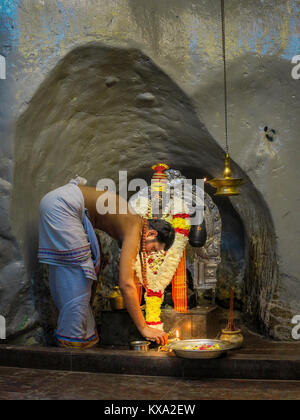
[220,328,244,349]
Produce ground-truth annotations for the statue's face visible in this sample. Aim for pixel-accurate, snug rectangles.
[144,230,165,254]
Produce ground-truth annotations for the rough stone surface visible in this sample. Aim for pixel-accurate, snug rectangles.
[1,366,300,400]
[10,44,280,342]
[0,0,299,343]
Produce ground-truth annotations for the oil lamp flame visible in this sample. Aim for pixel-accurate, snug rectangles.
[166,328,181,346]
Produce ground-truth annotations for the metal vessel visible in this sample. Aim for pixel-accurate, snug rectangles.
[169,339,236,359]
[130,341,151,352]
[109,286,125,311]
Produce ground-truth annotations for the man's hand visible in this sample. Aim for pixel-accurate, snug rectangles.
[140,326,168,346]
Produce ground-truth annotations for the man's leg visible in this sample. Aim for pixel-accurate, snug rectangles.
[49,265,99,349]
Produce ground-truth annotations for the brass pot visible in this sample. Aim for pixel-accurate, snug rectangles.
[220,329,244,349]
[109,286,125,311]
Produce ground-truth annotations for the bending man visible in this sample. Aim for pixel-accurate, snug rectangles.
[38,178,174,349]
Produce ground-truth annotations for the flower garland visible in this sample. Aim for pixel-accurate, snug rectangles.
[145,294,163,326]
[147,250,167,274]
[134,198,191,292]
[133,196,191,330]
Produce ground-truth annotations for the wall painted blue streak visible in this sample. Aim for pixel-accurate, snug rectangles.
[282,16,300,60]
[0,0,22,46]
[54,0,79,54]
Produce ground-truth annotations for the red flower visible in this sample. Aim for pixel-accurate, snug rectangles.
[146,289,163,298]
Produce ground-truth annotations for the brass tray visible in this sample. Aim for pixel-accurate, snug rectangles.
[169,339,235,359]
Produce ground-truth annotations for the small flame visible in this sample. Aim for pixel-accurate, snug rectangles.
[204,177,207,183]
[176,329,180,339]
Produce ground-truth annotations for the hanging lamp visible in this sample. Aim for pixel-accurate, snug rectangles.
[207,0,245,196]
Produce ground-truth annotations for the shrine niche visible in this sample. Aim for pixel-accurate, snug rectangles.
[10,43,279,344]
[99,163,242,344]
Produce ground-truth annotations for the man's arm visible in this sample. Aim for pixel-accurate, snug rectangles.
[119,223,168,346]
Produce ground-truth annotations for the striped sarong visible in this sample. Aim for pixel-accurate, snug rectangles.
[38,179,100,348]
[38,180,98,281]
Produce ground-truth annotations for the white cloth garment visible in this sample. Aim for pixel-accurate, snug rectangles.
[49,265,97,343]
[38,180,97,281]
[38,179,99,346]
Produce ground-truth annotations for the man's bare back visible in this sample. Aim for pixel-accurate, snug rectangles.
[78,185,142,241]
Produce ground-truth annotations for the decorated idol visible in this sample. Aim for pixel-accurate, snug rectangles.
[130,164,198,331]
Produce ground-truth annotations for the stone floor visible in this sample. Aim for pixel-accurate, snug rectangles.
[0,366,299,400]
[1,332,300,380]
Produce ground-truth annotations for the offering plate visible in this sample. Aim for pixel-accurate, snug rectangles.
[169,339,236,359]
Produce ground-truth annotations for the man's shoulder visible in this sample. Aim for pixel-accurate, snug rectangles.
[122,213,142,233]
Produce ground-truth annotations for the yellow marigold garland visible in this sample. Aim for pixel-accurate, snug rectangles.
[133,197,191,329]
[145,295,163,325]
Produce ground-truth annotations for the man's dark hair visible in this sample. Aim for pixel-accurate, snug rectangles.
[147,219,175,251]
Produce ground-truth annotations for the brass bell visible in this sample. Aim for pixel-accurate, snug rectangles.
[207,154,245,196]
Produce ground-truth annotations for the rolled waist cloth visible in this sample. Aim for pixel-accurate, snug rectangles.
[38,181,98,281]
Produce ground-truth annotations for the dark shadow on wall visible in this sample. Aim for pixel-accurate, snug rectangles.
[10,43,278,340]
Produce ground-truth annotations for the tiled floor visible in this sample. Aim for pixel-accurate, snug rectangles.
[0,366,299,400]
